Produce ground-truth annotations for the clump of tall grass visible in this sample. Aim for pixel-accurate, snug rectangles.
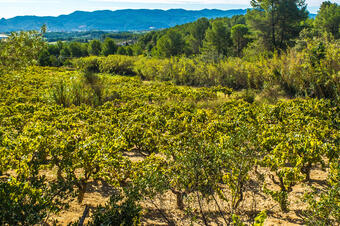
[51,71,112,107]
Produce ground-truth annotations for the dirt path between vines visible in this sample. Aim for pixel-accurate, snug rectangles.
[48,154,328,225]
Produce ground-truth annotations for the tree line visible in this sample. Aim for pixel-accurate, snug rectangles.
[144,0,339,58]
[37,1,339,67]
[38,38,142,67]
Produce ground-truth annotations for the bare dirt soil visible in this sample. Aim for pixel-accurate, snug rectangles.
[48,163,328,225]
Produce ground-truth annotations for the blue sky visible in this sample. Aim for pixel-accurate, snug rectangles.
[0,0,336,19]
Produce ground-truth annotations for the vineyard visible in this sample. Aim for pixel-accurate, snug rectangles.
[0,2,339,223]
[0,66,339,225]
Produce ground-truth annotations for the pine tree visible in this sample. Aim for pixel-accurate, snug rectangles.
[246,0,308,51]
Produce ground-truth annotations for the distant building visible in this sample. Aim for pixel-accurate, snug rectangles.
[0,34,9,41]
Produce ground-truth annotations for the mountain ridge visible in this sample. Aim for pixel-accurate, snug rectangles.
[0,9,248,32]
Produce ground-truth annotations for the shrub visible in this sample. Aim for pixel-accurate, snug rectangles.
[99,55,137,75]
[134,57,169,81]
[265,38,340,99]
[72,56,101,73]
[303,161,340,225]
[87,190,141,226]
[0,29,46,72]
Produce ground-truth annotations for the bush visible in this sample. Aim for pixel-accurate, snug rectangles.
[265,38,340,99]
[73,55,137,76]
[0,29,46,72]
[72,56,101,73]
[99,55,137,75]
[303,161,340,225]
[87,190,141,226]
[133,57,169,81]
[0,180,49,225]
[0,176,71,225]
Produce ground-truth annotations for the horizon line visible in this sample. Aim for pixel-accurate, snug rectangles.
[1,7,316,20]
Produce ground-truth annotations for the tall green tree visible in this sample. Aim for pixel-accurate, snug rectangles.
[102,38,118,56]
[88,39,102,56]
[203,20,232,56]
[38,49,51,66]
[231,24,250,57]
[60,46,71,59]
[117,46,127,55]
[47,44,60,56]
[190,18,210,43]
[137,31,158,52]
[126,46,134,56]
[246,0,308,51]
[156,30,185,57]
[230,15,247,27]
[56,41,64,52]
[69,42,83,58]
[188,18,210,54]
[314,1,340,39]
[81,43,89,57]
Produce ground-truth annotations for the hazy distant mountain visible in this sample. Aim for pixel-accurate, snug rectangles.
[0,9,248,32]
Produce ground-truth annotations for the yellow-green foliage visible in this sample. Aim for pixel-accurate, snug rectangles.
[99,55,137,75]
[262,39,340,99]
[0,66,339,225]
[133,57,170,81]
[72,56,101,73]
[73,55,137,75]
[73,38,339,99]
[0,30,46,72]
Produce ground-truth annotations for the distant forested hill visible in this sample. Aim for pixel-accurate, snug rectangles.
[0,9,247,32]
